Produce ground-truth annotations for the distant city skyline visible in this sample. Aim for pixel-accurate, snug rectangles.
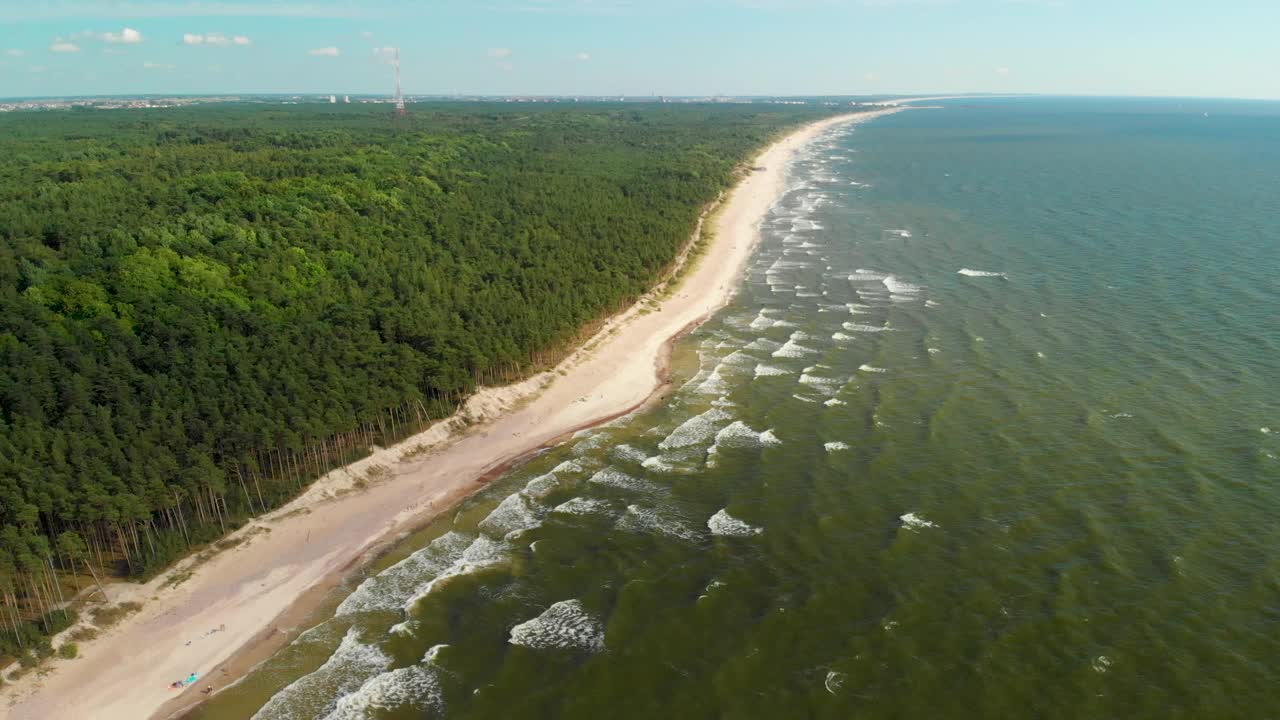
[1,0,1278,100]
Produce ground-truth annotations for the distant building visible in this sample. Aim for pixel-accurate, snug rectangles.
[343,95,351,103]
[328,95,337,104]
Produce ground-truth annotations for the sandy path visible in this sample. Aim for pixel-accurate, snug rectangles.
[0,107,902,720]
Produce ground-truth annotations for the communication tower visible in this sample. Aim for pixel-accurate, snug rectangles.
[393,48,406,116]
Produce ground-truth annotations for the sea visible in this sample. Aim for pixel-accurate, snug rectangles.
[191,98,1280,719]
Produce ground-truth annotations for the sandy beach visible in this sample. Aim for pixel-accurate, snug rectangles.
[0,107,902,720]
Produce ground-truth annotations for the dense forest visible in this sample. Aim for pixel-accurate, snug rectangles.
[0,102,829,660]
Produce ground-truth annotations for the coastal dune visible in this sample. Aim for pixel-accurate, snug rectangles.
[0,107,901,720]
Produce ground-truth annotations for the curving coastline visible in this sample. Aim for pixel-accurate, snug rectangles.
[0,107,903,720]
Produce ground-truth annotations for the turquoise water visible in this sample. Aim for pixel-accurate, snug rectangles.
[195,98,1280,719]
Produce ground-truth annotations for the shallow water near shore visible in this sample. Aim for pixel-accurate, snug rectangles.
[192,98,1280,719]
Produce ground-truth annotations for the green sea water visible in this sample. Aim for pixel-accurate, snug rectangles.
[193,98,1280,719]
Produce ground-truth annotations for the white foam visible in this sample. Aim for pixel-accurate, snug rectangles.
[509,599,605,652]
[831,332,854,341]
[251,628,391,720]
[319,665,443,720]
[859,364,887,374]
[843,322,889,333]
[616,504,699,541]
[714,421,773,448]
[772,339,817,358]
[1092,655,1113,674]
[899,512,937,531]
[847,269,887,282]
[588,467,660,494]
[887,228,912,238]
[824,398,847,407]
[521,472,560,501]
[754,363,790,378]
[744,337,783,353]
[825,671,847,695]
[658,408,734,450]
[707,508,762,537]
[1261,427,1272,435]
[401,535,509,612]
[551,497,615,517]
[479,492,545,540]
[958,268,1008,278]
[927,348,941,354]
[882,275,922,296]
[825,441,850,452]
[721,349,757,366]
[611,444,650,464]
[336,531,472,616]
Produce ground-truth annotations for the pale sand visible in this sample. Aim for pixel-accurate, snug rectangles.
[0,107,903,720]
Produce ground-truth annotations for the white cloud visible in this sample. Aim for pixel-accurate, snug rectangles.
[143,61,175,69]
[995,66,1011,75]
[308,46,340,56]
[1,2,368,21]
[360,30,374,39]
[102,27,144,44]
[5,49,24,57]
[574,51,590,61]
[50,42,81,53]
[184,32,250,46]
[487,47,512,59]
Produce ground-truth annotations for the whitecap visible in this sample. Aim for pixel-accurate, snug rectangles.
[825,671,847,695]
[882,275,921,296]
[707,508,762,537]
[401,536,509,612]
[658,408,734,450]
[772,339,817,358]
[824,398,847,407]
[319,665,443,720]
[589,467,661,494]
[843,322,889,333]
[336,532,472,616]
[825,441,850,452]
[611,444,650,464]
[251,628,391,720]
[551,497,615,517]
[958,268,1008,278]
[859,364,887,374]
[478,492,544,540]
[616,504,699,541]
[899,512,937,531]
[509,599,605,653]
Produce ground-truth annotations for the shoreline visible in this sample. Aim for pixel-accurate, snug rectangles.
[0,107,904,720]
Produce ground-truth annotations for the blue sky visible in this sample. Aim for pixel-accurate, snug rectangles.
[1,0,1278,99]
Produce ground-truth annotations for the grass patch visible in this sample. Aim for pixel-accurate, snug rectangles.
[90,601,142,628]
[68,626,99,643]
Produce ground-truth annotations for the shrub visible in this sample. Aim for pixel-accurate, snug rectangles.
[58,643,79,660]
